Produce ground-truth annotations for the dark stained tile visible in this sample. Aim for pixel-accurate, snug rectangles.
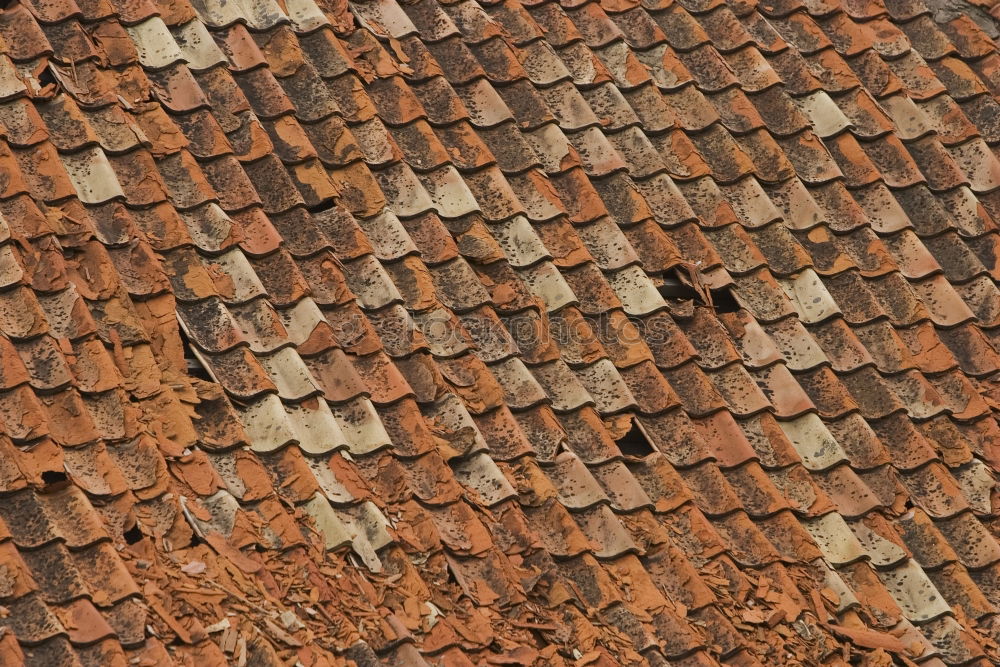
[0,0,999,664]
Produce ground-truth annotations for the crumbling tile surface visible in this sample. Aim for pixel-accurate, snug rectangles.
[1,0,1000,663]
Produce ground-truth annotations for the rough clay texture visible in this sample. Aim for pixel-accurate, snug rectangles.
[2,0,1000,664]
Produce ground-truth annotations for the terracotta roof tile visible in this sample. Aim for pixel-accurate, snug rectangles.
[0,0,998,662]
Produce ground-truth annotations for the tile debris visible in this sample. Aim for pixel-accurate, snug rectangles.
[0,0,997,663]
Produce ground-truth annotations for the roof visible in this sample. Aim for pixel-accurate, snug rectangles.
[1,0,1000,663]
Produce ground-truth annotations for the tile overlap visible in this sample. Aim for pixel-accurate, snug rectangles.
[0,0,999,663]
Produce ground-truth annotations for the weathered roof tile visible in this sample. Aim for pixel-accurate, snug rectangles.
[0,0,998,663]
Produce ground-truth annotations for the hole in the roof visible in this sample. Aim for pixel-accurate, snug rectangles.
[615,420,654,457]
[123,523,144,544]
[657,274,701,302]
[710,287,740,313]
[178,326,213,382]
[37,66,57,88]
[308,199,338,214]
[40,470,68,488]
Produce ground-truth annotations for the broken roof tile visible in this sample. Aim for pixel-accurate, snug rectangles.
[0,1,996,664]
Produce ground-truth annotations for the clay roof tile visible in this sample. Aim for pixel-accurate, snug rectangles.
[0,0,998,663]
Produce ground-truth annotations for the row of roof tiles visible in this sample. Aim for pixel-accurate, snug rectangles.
[1,0,1000,663]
